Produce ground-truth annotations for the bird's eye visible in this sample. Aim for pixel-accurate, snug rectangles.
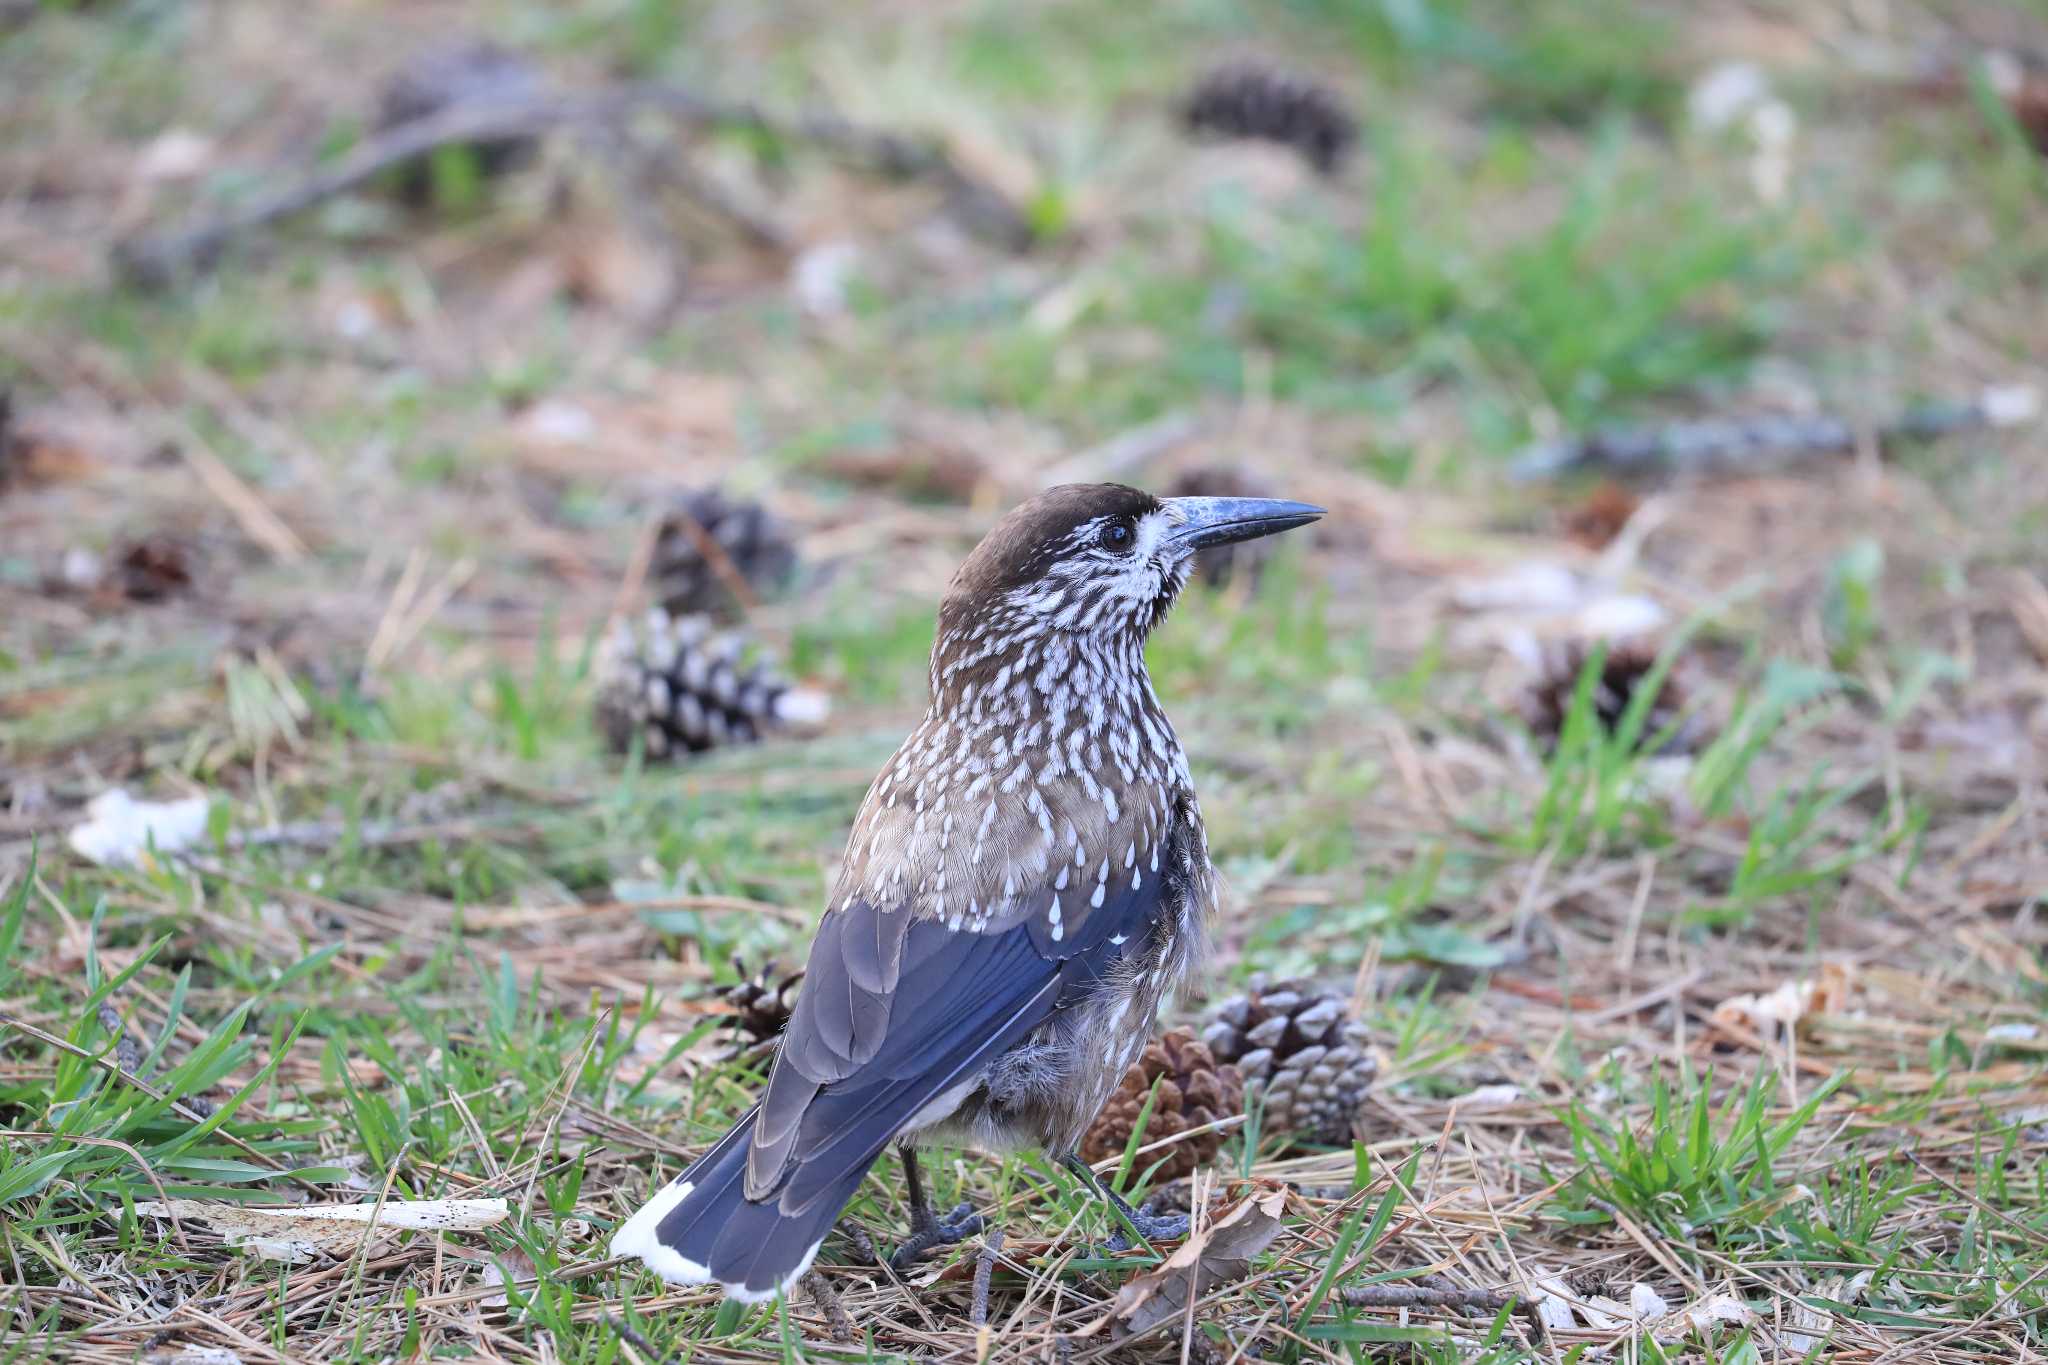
[1099,519,1134,552]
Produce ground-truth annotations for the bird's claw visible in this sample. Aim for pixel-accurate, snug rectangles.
[890,1202,987,1271]
[1100,1199,1191,1253]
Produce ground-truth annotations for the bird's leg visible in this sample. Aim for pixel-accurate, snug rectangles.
[1059,1153,1191,1250]
[889,1144,985,1272]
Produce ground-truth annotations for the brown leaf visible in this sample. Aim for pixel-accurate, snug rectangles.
[1103,1187,1286,1339]
[480,1245,537,1308]
[1561,480,1641,550]
[0,395,105,491]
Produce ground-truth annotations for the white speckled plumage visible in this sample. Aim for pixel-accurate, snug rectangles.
[824,498,1217,1157]
[610,483,1322,1304]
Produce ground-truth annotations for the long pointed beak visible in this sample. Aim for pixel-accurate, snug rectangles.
[1163,495,1325,550]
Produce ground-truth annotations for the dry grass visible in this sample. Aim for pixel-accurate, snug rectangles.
[3,0,2047,1360]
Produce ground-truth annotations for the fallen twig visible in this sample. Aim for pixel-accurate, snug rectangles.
[1339,1281,1515,1312]
[602,1313,677,1365]
[970,1225,1006,1328]
[805,1269,858,1342]
[96,1000,216,1117]
[96,1002,148,1077]
[1509,385,2040,481]
[115,83,1032,286]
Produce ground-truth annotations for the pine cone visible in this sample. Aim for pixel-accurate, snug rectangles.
[1202,978,1376,1147]
[722,957,802,1058]
[106,536,197,604]
[651,489,798,620]
[1182,61,1358,175]
[594,609,828,759]
[375,42,544,205]
[1163,466,1285,588]
[1081,1029,1244,1182]
[1520,640,1700,756]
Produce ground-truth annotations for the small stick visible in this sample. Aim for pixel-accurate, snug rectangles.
[660,507,761,614]
[115,83,1031,285]
[602,1313,678,1365]
[1338,1283,1514,1312]
[1509,385,2040,482]
[970,1225,1006,1329]
[609,517,663,626]
[178,437,309,563]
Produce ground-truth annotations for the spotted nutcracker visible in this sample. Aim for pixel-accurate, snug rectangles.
[611,483,1323,1302]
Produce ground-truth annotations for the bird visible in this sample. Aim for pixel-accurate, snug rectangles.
[610,482,1324,1303]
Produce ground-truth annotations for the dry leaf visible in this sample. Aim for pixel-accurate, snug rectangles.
[1661,1291,1757,1337]
[481,1245,537,1308]
[1102,1188,1286,1339]
[1530,1274,1577,1332]
[134,1198,508,1263]
[1711,962,1853,1036]
[1562,481,1642,550]
[1,396,103,490]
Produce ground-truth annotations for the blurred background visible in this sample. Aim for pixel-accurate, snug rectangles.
[2,0,2046,1357]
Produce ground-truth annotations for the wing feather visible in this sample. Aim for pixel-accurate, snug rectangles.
[742,814,1188,1213]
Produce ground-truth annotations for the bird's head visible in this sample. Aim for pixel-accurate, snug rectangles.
[939,482,1324,646]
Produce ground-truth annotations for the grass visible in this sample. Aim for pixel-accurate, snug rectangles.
[4,0,2048,1359]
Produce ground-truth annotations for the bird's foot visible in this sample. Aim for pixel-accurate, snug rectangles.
[1101,1197,1190,1253]
[889,1201,986,1272]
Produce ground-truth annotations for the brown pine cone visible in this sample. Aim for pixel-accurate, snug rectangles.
[1520,639,1701,756]
[1182,60,1358,175]
[1202,978,1376,1147]
[1080,1028,1244,1183]
[651,488,797,621]
[722,958,801,1058]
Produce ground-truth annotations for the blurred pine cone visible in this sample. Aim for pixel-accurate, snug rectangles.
[376,42,544,205]
[594,609,828,759]
[1081,1029,1244,1182]
[652,489,798,620]
[1520,640,1700,755]
[1163,466,1284,588]
[1182,61,1358,175]
[723,958,801,1058]
[1202,978,1376,1147]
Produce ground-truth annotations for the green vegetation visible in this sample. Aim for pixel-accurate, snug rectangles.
[3,0,2045,1359]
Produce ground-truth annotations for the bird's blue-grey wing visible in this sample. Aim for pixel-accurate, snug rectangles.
[741,817,1190,1215]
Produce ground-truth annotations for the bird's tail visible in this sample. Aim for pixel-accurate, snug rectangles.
[609,1108,873,1303]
